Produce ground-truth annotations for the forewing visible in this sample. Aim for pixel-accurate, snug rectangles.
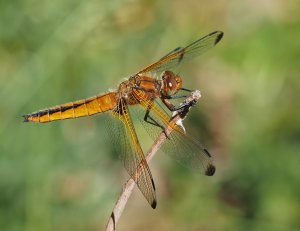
[110,98,157,208]
[137,31,223,74]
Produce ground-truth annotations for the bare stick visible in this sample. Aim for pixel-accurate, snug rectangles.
[105,90,201,231]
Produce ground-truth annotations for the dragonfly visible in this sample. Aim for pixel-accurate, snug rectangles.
[23,31,223,209]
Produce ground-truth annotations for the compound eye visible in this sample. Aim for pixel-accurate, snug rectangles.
[161,71,178,95]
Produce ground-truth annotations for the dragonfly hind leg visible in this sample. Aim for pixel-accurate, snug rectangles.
[144,107,170,139]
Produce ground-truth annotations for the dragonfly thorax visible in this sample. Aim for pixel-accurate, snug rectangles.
[118,79,134,95]
[161,70,182,97]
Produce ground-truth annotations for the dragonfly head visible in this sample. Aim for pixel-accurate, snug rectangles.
[161,71,182,96]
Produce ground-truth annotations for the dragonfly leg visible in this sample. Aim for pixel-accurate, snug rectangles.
[180,87,193,92]
[166,88,193,99]
[167,94,188,99]
[161,98,192,112]
[161,87,194,110]
[144,108,170,139]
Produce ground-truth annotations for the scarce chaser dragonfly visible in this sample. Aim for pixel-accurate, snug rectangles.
[23,31,223,209]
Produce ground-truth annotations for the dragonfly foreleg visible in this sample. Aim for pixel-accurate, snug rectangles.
[161,87,195,111]
[180,87,193,92]
[165,88,193,99]
[161,98,192,112]
[166,94,189,99]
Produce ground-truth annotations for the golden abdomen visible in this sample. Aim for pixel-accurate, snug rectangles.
[24,92,117,123]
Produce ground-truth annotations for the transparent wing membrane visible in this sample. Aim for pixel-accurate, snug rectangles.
[131,91,215,176]
[138,31,223,74]
[111,99,157,208]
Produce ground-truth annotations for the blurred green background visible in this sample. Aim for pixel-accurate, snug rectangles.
[1,0,300,230]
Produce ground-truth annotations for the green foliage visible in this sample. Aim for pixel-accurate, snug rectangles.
[1,0,300,230]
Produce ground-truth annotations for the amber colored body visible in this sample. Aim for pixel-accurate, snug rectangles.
[23,74,167,123]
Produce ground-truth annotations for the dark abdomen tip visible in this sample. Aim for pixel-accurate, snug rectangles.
[23,115,30,122]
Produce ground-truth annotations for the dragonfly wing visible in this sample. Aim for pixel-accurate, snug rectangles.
[131,92,215,176]
[111,98,157,208]
[158,47,183,61]
[137,31,223,74]
[159,124,215,176]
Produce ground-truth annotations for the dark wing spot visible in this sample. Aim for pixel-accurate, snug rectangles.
[203,148,212,157]
[160,47,182,60]
[205,164,216,176]
[151,199,157,209]
[178,51,185,63]
[214,31,224,45]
